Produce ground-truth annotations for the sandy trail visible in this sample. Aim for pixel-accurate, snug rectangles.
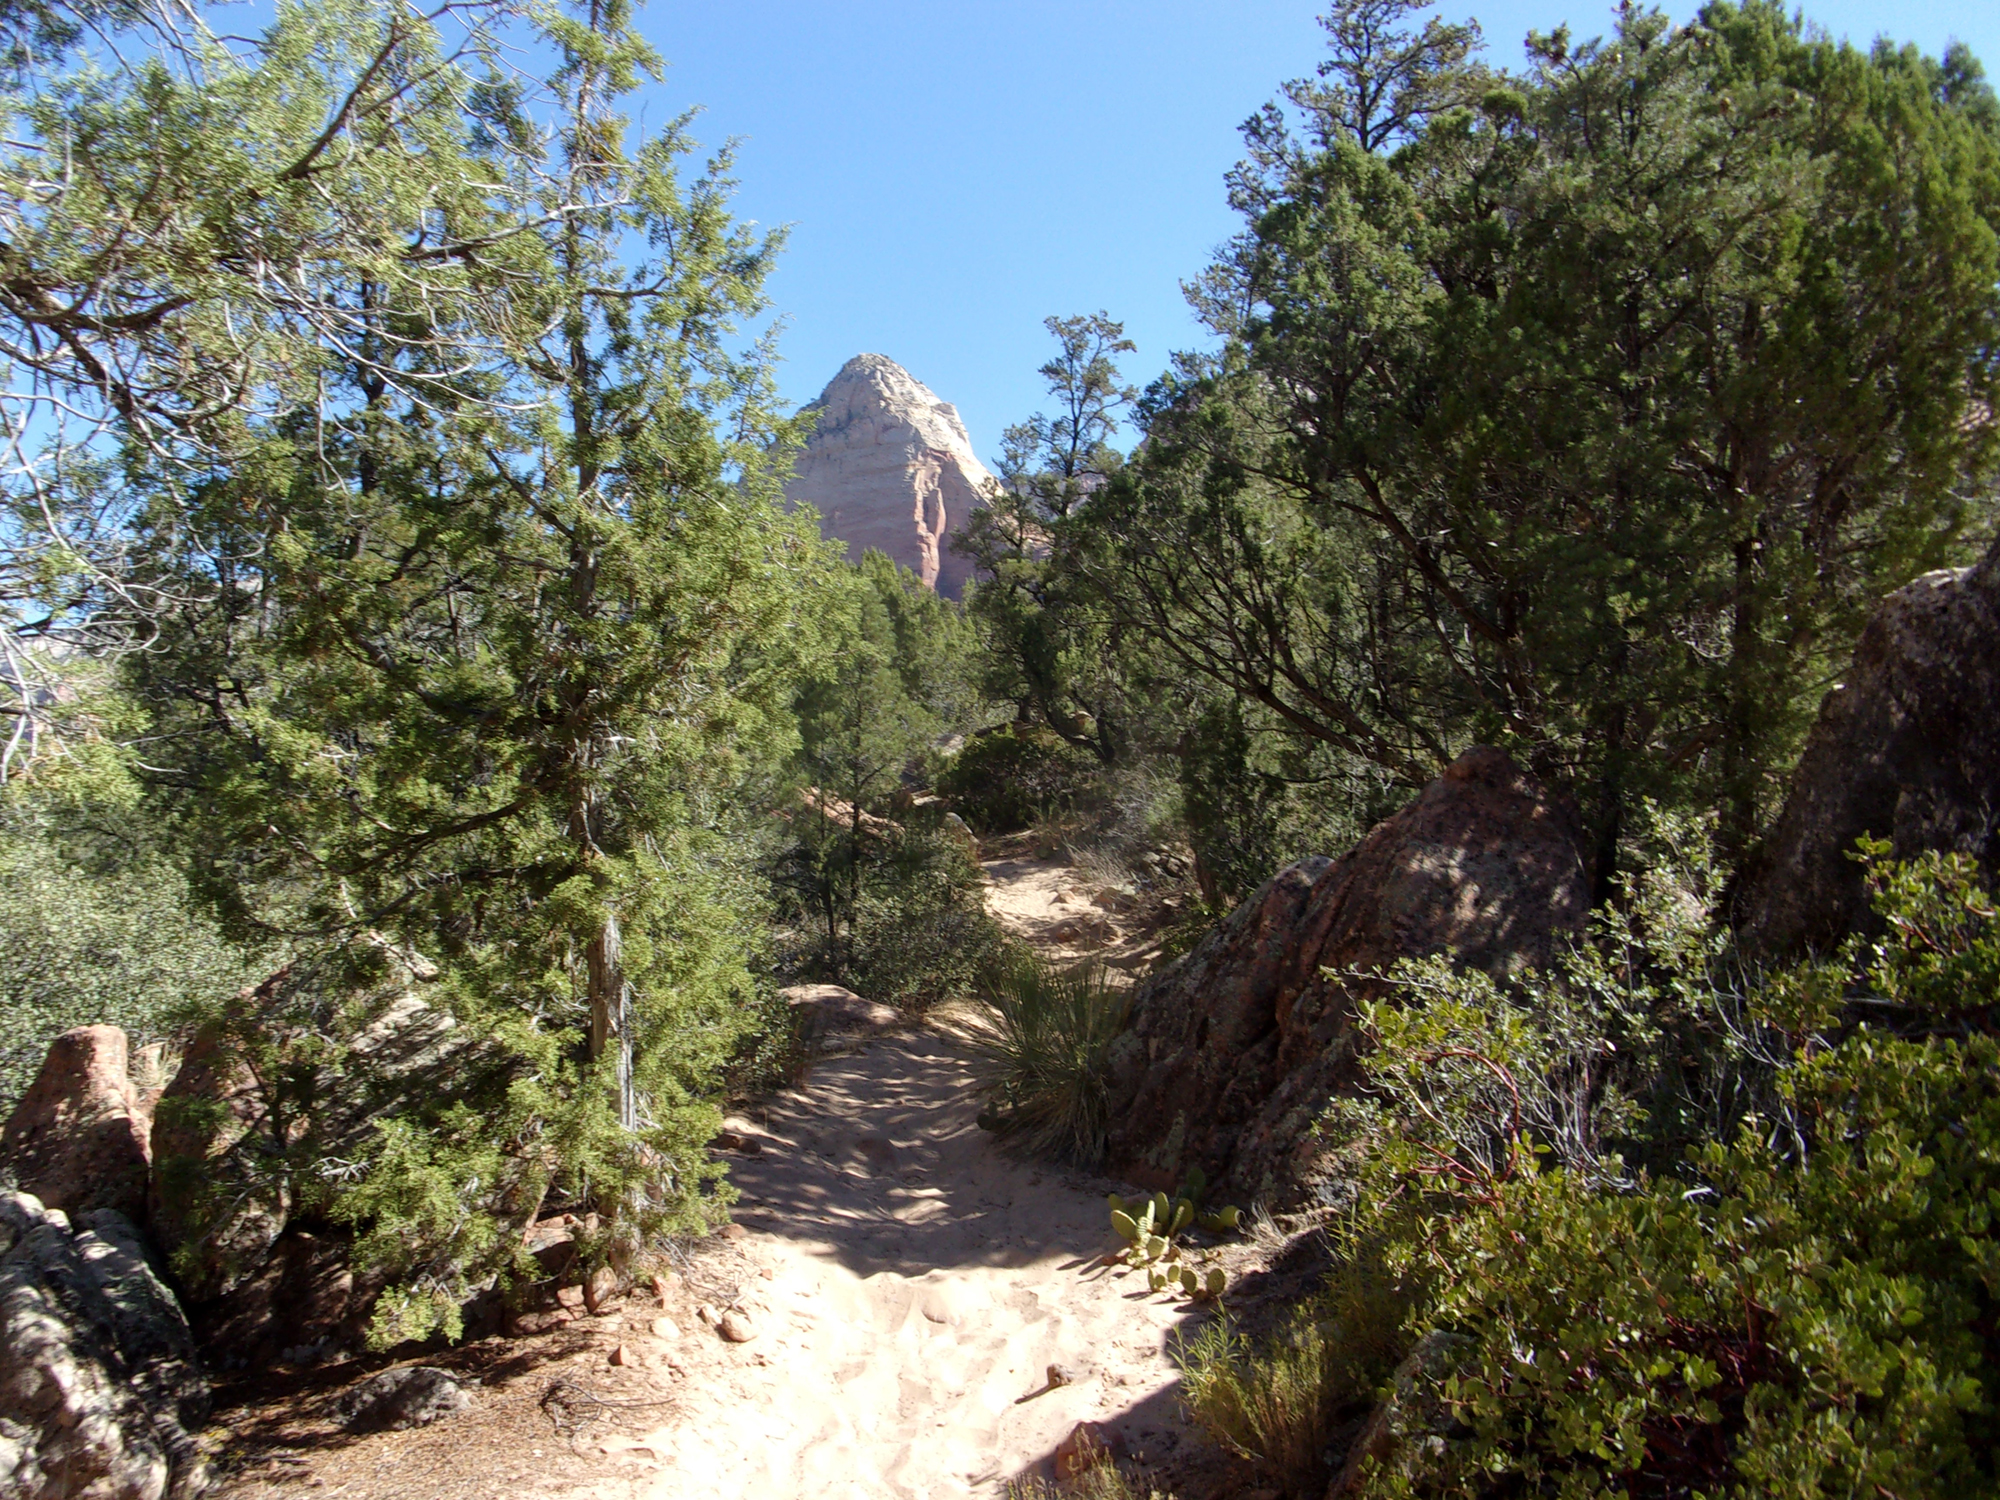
[211,858,1233,1500]
[600,1026,1202,1499]
[979,854,1166,976]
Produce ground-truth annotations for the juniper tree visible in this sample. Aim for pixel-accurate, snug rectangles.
[954,313,1137,764]
[115,0,835,1338]
[1090,0,2000,884]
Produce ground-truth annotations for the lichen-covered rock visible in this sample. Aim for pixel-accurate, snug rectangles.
[1738,538,2000,957]
[0,1191,210,1499]
[328,1365,470,1433]
[1,1026,154,1223]
[1100,747,1590,1208]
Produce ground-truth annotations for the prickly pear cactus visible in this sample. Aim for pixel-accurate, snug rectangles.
[1108,1167,1243,1283]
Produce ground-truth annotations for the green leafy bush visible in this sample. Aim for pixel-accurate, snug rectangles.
[937,724,1104,833]
[775,810,1009,1016]
[970,956,1128,1164]
[727,984,821,1095]
[1318,846,2000,1497]
[842,819,1010,1014]
[0,815,257,1116]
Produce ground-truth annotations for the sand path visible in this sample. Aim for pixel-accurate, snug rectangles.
[211,858,1229,1500]
[602,1024,1201,1499]
[978,854,1167,976]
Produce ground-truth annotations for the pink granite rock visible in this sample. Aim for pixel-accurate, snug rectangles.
[0,1026,153,1223]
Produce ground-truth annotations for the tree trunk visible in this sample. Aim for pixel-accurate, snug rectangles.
[586,906,636,1131]
[1721,526,1764,868]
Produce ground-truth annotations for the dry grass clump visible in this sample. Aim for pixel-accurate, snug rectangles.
[1177,1239,1414,1492]
[1007,1464,1176,1499]
[969,955,1129,1166]
[1066,839,1141,892]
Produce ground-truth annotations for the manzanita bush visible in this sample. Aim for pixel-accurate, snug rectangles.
[1327,833,2000,1497]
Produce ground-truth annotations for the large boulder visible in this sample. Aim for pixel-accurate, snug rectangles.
[2,1026,154,1223]
[1100,747,1590,1208]
[0,1191,210,1499]
[149,954,501,1363]
[1738,539,2000,957]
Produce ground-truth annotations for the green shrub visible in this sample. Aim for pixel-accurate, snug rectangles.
[970,956,1128,1165]
[0,820,258,1115]
[1320,845,2000,1497]
[777,810,1009,1015]
[727,985,821,1095]
[937,724,1103,833]
[843,826,1009,1014]
[1176,697,1284,906]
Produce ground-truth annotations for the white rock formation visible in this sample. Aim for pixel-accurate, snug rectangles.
[786,354,994,597]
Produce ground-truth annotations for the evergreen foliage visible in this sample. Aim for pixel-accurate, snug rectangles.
[4,0,2000,1449]
[772,551,1004,1012]
[934,723,1104,835]
[0,781,257,1115]
[4,0,835,1342]
[1077,0,2000,887]
[954,314,1138,766]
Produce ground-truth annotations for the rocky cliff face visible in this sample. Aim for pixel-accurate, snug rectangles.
[786,354,994,597]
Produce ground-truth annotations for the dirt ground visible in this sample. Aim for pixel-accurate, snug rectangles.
[976,838,1184,978]
[209,852,1312,1500]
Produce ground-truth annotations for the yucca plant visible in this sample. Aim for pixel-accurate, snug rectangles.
[971,956,1129,1165]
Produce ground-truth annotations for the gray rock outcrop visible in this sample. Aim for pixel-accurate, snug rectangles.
[328,1366,470,1433]
[1100,747,1591,1208]
[785,354,994,597]
[1738,538,2000,957]
[0,1191,210,1500]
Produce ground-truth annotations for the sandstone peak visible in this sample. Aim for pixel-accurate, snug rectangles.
[786,354,994,597]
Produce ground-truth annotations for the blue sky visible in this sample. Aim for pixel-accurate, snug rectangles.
[641,1,2000,462]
